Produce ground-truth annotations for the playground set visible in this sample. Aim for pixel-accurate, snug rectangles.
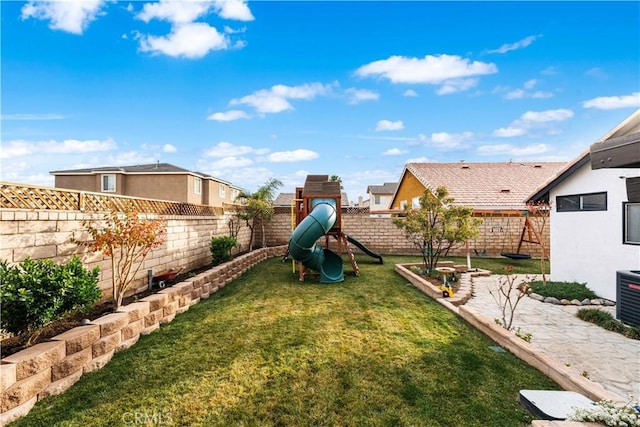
[287,175,383,283]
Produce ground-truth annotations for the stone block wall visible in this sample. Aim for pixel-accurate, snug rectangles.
[259,208,549,259]
[0,246,287,425]
[0,209,252,297]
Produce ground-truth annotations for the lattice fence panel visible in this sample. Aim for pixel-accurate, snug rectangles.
[1,183,81,210]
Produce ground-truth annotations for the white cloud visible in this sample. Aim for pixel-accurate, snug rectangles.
[585,67,608,80]
[1,113,64,120]
[203,141,254,158]
[375,120,404,131]
[505,89,526,99]
[106,151,155,165]
[406,156,432,163]
[492,127,527,138]
[382,148,407,156]
[436,78,478,95]
[207,110,250,121]
[491,109,573,138]
[2,138,117,159]
[0,141,34,159]
[266,149,319,163]
[520,109,574,123]
[582,92,640,110]
[426,131,474,149]
[477,143,550,156]
[403,89,418,97]
[208,156,254,170]
[213,0,254,21]
[137,0,212,24]
[230,83,334,114]
[355,54,497,87]
[21,0,107,35]
[523,79,537,90]
[503,79,553,100]
[345,88,379,104]
[139,22,229,58]
[162,144,177,153]
[487,34,541,54]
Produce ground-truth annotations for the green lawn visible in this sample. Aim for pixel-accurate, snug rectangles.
[12,255,558,427]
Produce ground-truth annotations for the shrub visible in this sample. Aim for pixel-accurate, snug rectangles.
[211,236,237,266]
[528,280,598,301]
[0,256,101,343]
[80,209,166,310]
[577,308,640,340]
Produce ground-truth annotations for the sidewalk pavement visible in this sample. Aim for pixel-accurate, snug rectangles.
[464,275,640,401]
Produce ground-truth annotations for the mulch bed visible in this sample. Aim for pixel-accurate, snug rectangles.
[1,265,214,358]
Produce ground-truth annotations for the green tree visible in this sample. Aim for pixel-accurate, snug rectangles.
[329,175,344,190]
[236,178,283,251]
[393,186,481,274]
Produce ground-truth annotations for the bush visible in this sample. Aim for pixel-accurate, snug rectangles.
[528,280,598,301]
[211,236,237,266]
[0,256,101,340]
[577,308,640,340]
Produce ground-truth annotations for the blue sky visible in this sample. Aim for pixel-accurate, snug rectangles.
[2,1,639,202]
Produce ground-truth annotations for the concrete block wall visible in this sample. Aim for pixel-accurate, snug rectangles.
[260,208,549,259]
[0,209,252,297]
[0,246,287,425]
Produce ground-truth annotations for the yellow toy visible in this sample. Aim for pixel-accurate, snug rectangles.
[435,266,456,298]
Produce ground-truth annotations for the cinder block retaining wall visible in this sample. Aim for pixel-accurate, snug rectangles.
[0,246,288,425]
[0,209,252,296]
[260,208,548,259]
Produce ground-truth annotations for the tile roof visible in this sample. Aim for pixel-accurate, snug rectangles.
[367,182,398,194]
[405,161,567,210]
[50,162,241,188]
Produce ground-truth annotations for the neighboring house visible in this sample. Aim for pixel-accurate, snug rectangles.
[366,182,398,216]
[50,162,243,208]
[528,110,640,302]
[390,162,566,212]
[389,161,567,258]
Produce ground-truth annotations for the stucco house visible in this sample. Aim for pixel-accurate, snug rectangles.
[528,110,640,302]
[366,182,398,216]
[50,162,243,208]
[387,162,566,257]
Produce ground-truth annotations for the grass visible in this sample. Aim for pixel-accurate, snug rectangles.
[528,281,598,301]
[11,255,559,427]
[444,255,549,276]
[576,308,640,340]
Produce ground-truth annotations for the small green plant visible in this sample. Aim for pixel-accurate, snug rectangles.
[528,280,598,301]
[514,327,532,343]
[210,236,237,266]
[0,256,101,344]
[567,397,640,426]
[577,308,640,340]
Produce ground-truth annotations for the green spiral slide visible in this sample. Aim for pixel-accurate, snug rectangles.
[288,198,344,283]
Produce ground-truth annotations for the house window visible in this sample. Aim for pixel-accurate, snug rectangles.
[412,196,421,208]
[374,195,381,204]
[556,192,607,212]
[400,200,407,210]
[101,174,116,192]
[623,202,640,245]
[194,177,202,195]
[219,184,226,198]
[231,188,239,201]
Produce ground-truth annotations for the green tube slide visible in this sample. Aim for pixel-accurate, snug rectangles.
[288,198,344,283]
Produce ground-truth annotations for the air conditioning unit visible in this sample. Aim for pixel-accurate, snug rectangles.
[616,270,640,327]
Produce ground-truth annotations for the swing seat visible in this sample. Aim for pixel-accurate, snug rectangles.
[500,252,532,260]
